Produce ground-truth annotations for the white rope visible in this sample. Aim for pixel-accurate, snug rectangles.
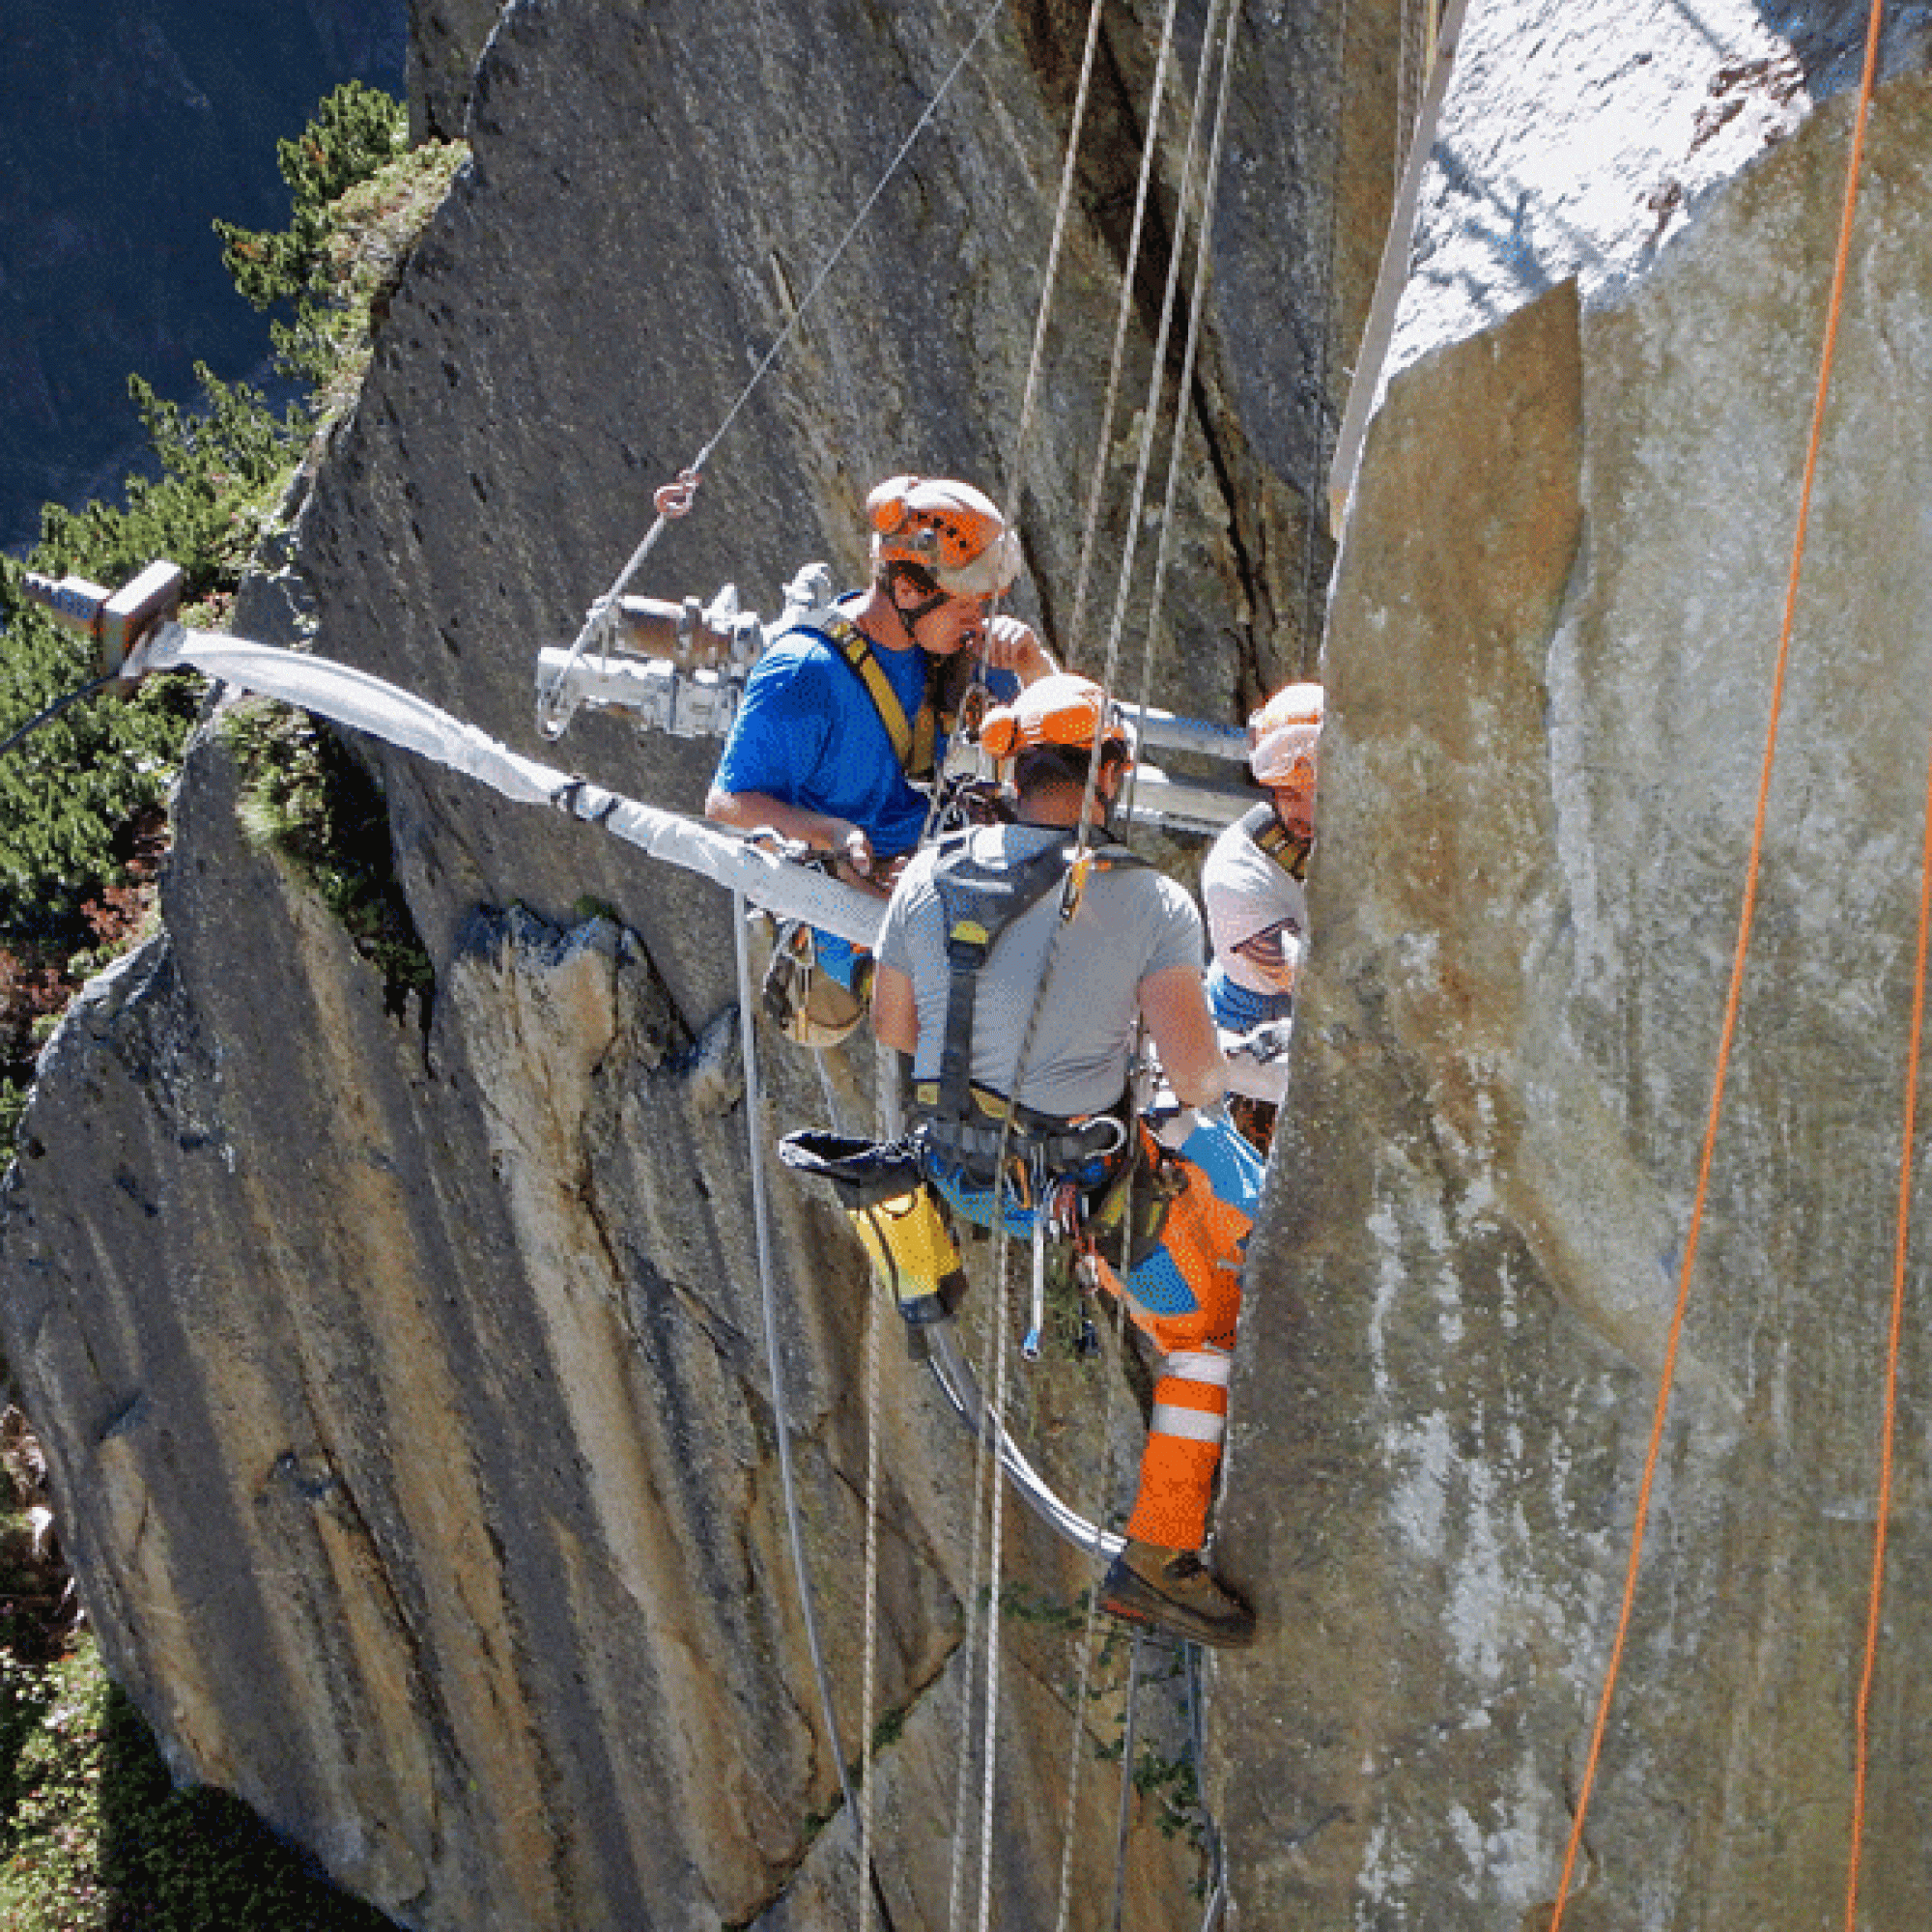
[1186,1642,1231,1929]
[973,1246,1013,1932]
[940,0,1195,1892]
[1038,14,1237,1915]
[1065,0,1187,664]
[860,1245,883,1932]
[1293,0,1351,659]
[1110,1630,1150,1932]
[813,1045,853,1140]
[1001,0,1110,529]
[1050,1297,1132,1932]
[1112,0,1240,832]
[1325,0,1470,533]
[946,1324,1000,1932]
[1125,0,1242,835]
[732,889,867,1865]
[537,0,1013,736]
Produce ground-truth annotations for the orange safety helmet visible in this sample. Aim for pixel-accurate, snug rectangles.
[980,672,1133,762]
[1248,681,1323,787]
[867,474,1022,598]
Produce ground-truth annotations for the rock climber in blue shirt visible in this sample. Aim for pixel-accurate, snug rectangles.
[705,475,1058,993]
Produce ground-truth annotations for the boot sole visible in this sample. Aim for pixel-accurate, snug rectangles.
[1097,1575,1257,1650]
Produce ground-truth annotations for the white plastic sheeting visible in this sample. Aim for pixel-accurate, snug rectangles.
[141,624,886,947]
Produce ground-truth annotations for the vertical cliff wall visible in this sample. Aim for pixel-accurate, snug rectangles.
[1,0,1413,1926]
[1217,1,1932,1925]
[25,0,1932,1923]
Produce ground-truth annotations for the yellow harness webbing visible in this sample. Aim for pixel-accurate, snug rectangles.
[821,615,939,781]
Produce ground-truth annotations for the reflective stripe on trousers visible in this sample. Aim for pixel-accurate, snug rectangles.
[932,1112,1262,1550]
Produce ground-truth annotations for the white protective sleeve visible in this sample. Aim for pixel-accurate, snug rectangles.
[143,626,887,946]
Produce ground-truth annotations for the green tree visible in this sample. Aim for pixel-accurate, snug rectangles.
[1,82,463,1148]
[215,80,409,313]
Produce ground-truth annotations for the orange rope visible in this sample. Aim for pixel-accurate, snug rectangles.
[1844,722,1932,1928]
[1547,5,1888,1921]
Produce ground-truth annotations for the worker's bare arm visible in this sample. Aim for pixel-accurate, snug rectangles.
[1139,964,1231,1108]
[870,964,920,1057]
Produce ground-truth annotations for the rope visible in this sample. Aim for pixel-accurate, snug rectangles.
[1324,0,1469,535]
[1123,0,1242,827]
[1050,1531,1117,1932]
[1098,0,1232,683]
[943,5,1232,1895]
[974,1245,1014,1932]
[860,1227,884,1932]
[537,0,1011,736]
[1109,1630,1149,1932]
[945,1345,999,1931]
[1295,0,1352,661]
[1547,6,1887,1920]
[1002,0,1110,530]
[732,891,882,1911]
[1065,0,1186,664]
[1184,1642,1231,1929]
[1845,715,1932,1929]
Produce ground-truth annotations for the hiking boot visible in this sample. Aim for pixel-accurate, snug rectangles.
[1098,1541,1257,1649]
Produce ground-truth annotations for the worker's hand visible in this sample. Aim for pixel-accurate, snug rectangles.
[1234,1019,1294,1065]
[831,824,892,897]
[980,615,1057,684]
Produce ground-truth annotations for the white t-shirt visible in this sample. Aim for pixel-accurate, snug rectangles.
[878,824,1204,1120]
[1201,812,1307,998]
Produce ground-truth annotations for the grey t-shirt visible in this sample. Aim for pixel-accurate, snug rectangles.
[877,824,1205,1120]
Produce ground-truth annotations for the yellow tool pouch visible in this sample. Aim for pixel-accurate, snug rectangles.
[778,1130,967,1329]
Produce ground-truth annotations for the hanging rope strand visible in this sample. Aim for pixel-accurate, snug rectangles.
[1294,0,1352,657]
[539,0,1010,733]
[1125,0,1242,819]
[1098,0,1231,680]
[860,1268,884,1932]
[1844,730,1932,1927]
[1003,0,1111,528]
[973,1252,1015,1932]
[1548,4,1887,1921]
[1065,0,1187,664]
[731,893,868,1860]
[945,1328,1000,1932]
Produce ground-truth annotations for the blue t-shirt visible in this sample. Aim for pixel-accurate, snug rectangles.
[713,604,936,859]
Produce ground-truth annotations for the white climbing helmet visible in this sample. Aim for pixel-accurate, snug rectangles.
[866,475,1022,598]
[1248,682,1322,788]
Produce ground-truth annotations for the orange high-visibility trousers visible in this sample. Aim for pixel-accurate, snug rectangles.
[934,1112,1262,1552]
[1110,1125,1254,1548]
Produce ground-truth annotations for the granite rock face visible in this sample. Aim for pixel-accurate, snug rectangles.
[1,0,1408,1926]
[13,0,1926,1925]
[406,0,499,140]
[1215,3,1932,1926]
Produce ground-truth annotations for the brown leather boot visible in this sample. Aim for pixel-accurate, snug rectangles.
[1098,1540,1257,1648]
